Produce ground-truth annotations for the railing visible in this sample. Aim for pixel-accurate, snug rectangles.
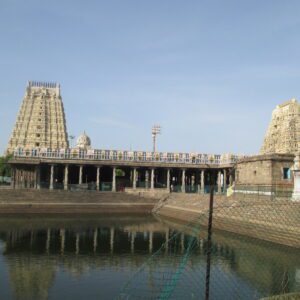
[234,184,293,198]
[13,148,242,165]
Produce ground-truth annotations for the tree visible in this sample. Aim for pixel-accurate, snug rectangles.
[0,154,13,177]
[116,169,125,177]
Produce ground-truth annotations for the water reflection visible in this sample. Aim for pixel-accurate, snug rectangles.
[0,215,299,299]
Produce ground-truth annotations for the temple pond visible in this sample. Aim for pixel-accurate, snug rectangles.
[0,214,299,299]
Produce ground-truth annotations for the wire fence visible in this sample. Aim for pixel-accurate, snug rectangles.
[117,186,300,300]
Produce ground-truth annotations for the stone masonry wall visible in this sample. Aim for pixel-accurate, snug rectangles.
[236,154,294,187]
[236,159,272,186]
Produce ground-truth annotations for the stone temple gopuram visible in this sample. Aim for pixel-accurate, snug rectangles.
[6,81,69,153]
[235,99,300,191]
[260,99,300,155]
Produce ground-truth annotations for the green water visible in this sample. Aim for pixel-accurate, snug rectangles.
[0,214,299,299]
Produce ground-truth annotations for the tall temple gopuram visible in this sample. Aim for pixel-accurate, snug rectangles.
[260,99,300,155]
[6,81,69,153]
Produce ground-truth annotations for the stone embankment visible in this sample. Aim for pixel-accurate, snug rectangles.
[155,193,300,248]
[0,189,157,214]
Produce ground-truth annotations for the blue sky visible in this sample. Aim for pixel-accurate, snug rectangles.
[1,0,300,155]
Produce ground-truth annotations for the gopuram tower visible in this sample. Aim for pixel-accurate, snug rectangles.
[6,81,69,153]
[260,99,300,155]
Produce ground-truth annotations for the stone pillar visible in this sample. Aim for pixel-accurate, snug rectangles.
[35,166,40,190]
[50,165,54,190]
[166,169,170,191]
[149,231,153,253]
[292,153,300,201]
[151,168,155,189]
[18,169,22,189]
[229,172,233,186]
[191,174,195,189]
[14,169,18,189]
[112,167,116,192]
[223,169,227,191]
[217,170,221,194]
[64,165,69,190]
[79,165,83,185]
[14,169,17,189]
[181,169,186,193]
[133,168,137,189]
[145,170,149,189]
[10,167,15,189]
[201,170,205,194]
[18,169,21,189]
[96,166,100,191]
[21,170,24,189]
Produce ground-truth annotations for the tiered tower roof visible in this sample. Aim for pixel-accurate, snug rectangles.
[6,81,69,153]
[260,99,300,155]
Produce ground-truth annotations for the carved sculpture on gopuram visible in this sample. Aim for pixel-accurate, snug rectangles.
[260,99,300,155]
[6,81,69,153]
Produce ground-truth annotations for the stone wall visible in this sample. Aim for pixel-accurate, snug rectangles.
[236,158,272,186]
[125,188,169,199]
[236,154,294,188]
[0,190,157,214]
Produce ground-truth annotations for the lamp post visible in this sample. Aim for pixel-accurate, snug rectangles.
[152,125,161,153]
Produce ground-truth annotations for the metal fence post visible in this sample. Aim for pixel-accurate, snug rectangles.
[205,177,215,300]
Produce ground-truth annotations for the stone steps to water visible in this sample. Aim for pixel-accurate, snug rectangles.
[156,193,300,248]
[0,189,156,204]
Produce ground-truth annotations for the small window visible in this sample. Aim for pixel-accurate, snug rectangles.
[283,168,291,180]
[253,170,257,175]
[36,133,40,137]
[35,142,40,147]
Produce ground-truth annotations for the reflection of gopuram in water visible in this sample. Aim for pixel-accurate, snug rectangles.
[1,216,300,299]
[6,256,55,300]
